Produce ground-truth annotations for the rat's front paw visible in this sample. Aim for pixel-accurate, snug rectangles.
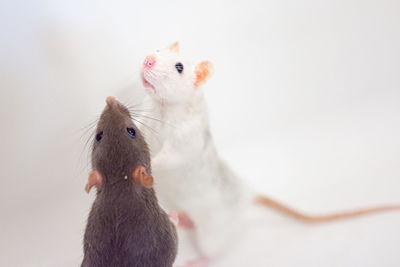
[168,211,179,227]
[177,257,209,267]
[177,211,195,229]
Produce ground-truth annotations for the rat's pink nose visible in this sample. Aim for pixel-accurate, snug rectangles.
[143,55,156,69]
[106,96,115,106]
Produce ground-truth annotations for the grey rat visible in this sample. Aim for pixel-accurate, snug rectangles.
[81,96,178,267]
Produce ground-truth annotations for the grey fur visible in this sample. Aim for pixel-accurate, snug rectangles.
[81,98,177,267]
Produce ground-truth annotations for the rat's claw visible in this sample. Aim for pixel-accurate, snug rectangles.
[84,183,91,193]
[85,170,103,194]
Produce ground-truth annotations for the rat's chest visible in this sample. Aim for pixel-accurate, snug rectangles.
[84,200,176,264]
[161,116,210,157]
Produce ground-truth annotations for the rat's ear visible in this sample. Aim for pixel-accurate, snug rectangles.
[168,41,180,53]
[85,170,103,193]
[194,61,213,87]
[132,165,154,189]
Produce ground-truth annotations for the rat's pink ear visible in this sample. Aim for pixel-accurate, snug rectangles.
[168,41,180,53]
[132,166,154,189]
[85,170,103,193]
[194,61,213,87]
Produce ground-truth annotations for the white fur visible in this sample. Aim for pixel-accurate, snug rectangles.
[141,45,253,257]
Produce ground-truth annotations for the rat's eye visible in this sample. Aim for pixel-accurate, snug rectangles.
[175,62,184,74]
[127,127,136,139]
[96,131,103,142]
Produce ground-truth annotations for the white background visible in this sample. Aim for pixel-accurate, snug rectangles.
[0,0,399,266]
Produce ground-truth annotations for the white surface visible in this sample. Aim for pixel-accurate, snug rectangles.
[0,1,399,266]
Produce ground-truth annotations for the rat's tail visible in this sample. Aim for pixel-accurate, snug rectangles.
[254,195,400,223]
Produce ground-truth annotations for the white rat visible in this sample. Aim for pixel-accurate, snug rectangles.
[140,42,400,266]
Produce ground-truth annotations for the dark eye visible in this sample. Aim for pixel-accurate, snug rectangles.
[127,128,136,139]
[175,62,184,73]
[95,131,103,142]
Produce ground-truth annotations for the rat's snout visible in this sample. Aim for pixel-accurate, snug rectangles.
[105,96,130,116]
[106,96,116,107]
[105,96,121,110]
[143,55,156,69]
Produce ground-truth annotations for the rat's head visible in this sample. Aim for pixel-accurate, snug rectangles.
[88,96,153,191]
[141,42,213,105]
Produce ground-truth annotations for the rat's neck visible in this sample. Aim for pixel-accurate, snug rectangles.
[100,177,157,204]
[155,92,208,123]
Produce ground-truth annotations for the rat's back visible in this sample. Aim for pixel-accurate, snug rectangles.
[81,190,177,267]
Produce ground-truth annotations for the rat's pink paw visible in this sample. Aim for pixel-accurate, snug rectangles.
[183,257,209,267]
[177,211,195,229]
[168,211,179,227]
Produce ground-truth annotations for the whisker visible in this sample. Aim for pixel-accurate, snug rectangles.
[75,116,99,138]
[130,112,176,129]
[132,117,158,135]
[123,97,147,110]
[124,96,156,113]
[128,108,157,115]
[131,117,161,142]
[145,68,169,76]
[79,122,97,141]
[76,115,100,175]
